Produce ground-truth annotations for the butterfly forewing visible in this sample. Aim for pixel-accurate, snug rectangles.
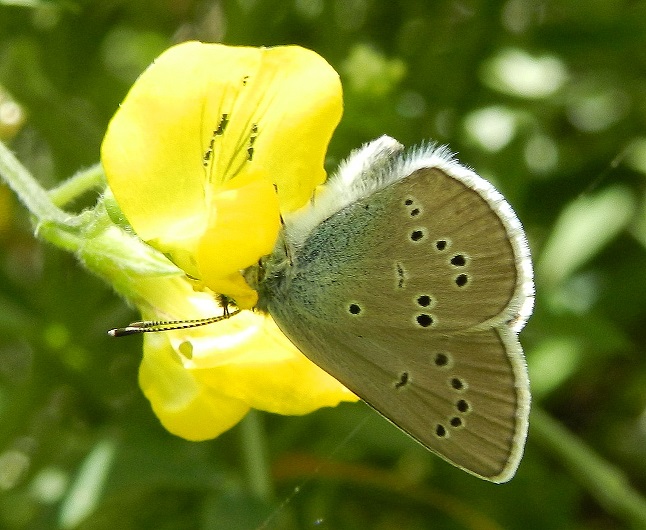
[282,168,521,332]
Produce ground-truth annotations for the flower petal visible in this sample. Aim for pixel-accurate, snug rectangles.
[102,42,210,244]
[196,167,280,307]
[139,333,250,441]
[101,40,342,251]
[135,275,355,433]
[231,45,344,211]
[179,311,358,414]
[101,42,350,441]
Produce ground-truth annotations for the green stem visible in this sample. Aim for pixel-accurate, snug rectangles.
[239,410,274,502]
[49,163,105,208]
[531,407,646,528]
[0,140,70,225]
[36,221,84,253]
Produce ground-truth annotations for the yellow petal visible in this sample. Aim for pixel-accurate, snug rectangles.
[102,42,210,243]
[135,276,354,434]
[220,45,344,211]
[101,40,342,253]
[202,272,259,310]
[195,168,280,306]
[102,42,350,440]
[181,311,358,414]
[139,333,250,441]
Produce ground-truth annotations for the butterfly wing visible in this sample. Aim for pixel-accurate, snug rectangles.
[263,161,532,482]
[269,313,528,482]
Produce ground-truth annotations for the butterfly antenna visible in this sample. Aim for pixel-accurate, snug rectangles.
[108,308,240,337]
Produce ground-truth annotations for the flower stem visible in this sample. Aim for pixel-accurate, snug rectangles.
[239,410,274,502]
[49,163,105,208]
[0,140,70,225]
[36,220,84,253]
[530,406,646,527]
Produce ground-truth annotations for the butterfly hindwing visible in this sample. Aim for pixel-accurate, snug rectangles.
[268,299,529,482]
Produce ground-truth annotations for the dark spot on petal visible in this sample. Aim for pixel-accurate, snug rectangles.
[349,303,361,315]
[451,377,464,390]
[435,240,447,250]
[410,208,420,217]
[405,199,413,206]
[455,274,468,287]
[416,314,433,327]
[451,254,466,266]
[436,424,447,437]
[450,417,462,427]
[178,341,193,359]
[215,113,229,135]
[456,399,470,413]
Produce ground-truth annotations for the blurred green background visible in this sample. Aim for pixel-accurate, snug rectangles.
[1,0,646,528]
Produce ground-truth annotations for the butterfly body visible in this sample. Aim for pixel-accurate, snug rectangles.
[252,136,534,483]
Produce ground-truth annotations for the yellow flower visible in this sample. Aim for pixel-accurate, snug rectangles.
[101,42,357,440]
[102,41,343,308]
[135,276,357,441]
